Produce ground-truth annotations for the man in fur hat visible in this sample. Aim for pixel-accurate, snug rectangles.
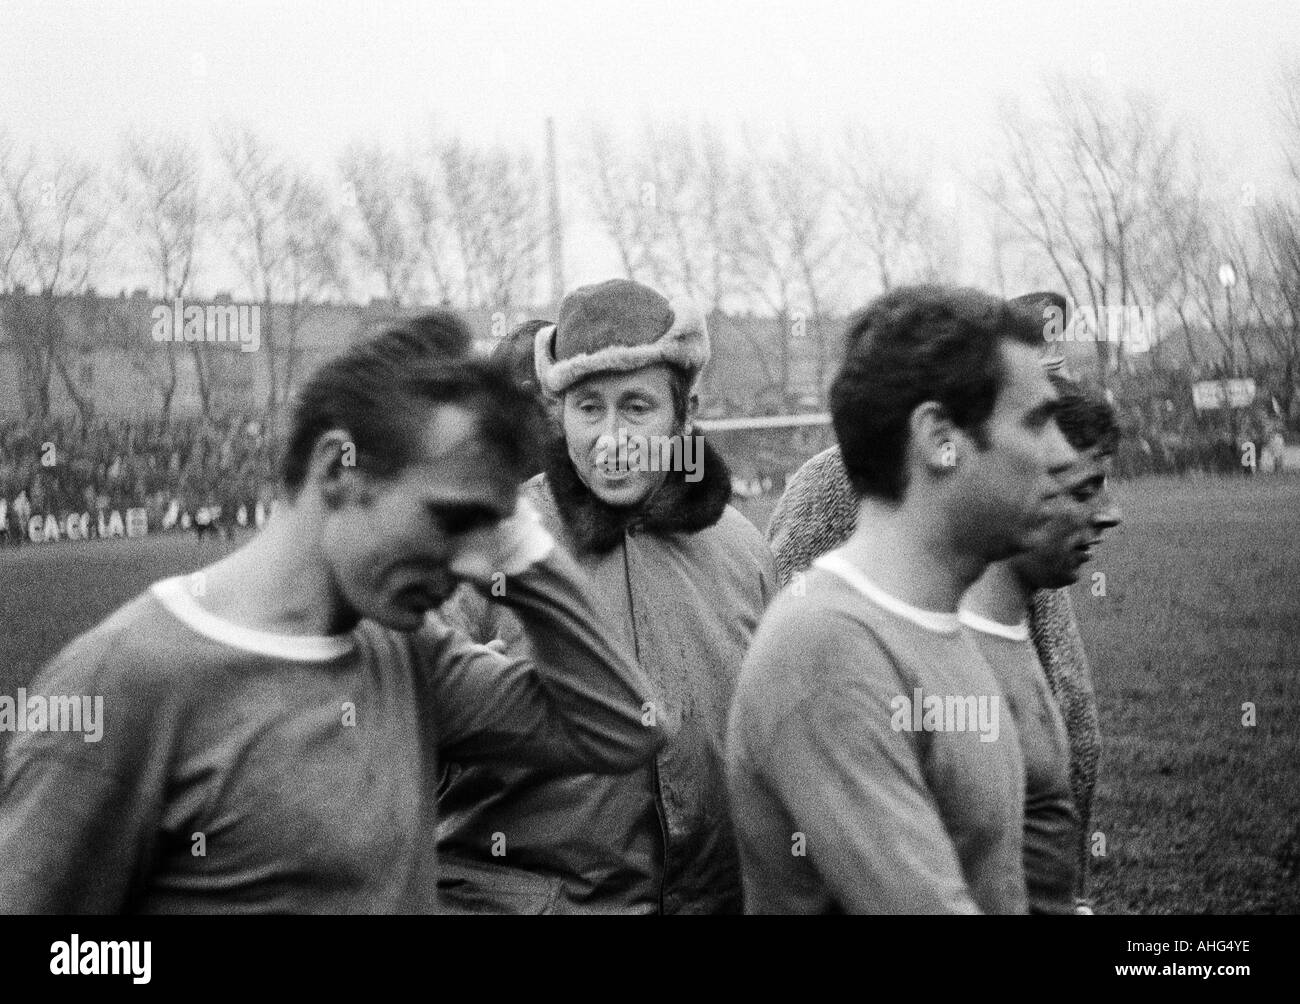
[435,278,776,914]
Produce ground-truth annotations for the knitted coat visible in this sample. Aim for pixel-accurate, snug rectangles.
[765,446,1101,904]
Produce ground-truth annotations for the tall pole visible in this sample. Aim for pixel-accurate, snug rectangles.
[1227,281,1238,461]
[545,117,565,313]
[1220,261,1239,464]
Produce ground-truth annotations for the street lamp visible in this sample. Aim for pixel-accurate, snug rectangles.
[1218,261,1237,376]
[1219,261,1240,465]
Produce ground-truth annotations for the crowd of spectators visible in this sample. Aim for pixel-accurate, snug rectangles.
[0,412,276,542]
[2,370,1294,545]
[1105,370,1293,477]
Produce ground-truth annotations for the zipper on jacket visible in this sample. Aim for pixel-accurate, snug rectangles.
[650,755,670,915]
[622,529,670,914]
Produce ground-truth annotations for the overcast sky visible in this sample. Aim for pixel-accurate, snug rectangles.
[2,0,1297,294]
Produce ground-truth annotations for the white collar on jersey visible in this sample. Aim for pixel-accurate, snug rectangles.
[814,553,961,635]
[957,608,1031,642]
[151,576,356,662]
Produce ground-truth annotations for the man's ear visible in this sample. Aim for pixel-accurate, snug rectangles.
[911,402,961,474]
[309,430,363,509]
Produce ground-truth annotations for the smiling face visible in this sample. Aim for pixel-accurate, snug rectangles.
[561,364,684,508]
[319,404,521,632]
[1011,445,1122,589]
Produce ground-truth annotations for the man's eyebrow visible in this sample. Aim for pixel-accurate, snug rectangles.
[1062,467,1105,491]
[1025,398,1062,425]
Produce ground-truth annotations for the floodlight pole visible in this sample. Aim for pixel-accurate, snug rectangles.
[1220,261,1240,465]
[545,117,565,314]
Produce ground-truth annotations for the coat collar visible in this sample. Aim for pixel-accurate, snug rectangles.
[540,433,733,555]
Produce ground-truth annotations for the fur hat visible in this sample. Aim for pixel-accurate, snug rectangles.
[534,279,709,395]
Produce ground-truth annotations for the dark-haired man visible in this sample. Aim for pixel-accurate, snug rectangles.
[0,334,661,913]
[763,292,1113,910]
[727,285,1076,913]
[960,372,1121,914]
[491,318,552,403]
[490,318,554,478]
[370,309,476,364]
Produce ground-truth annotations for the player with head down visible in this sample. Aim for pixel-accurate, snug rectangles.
[0,319,663,914]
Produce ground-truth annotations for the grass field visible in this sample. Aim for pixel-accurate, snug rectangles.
[2,476,1298,913]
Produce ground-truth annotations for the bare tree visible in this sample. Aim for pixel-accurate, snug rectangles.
[692,122,751,315]
[733,129,842,403]
[580,119,751,309]
[436,137,544,311]
[1237,60,1300,426]
[579,120,847,403]
[278,174,345,402]
[0,130,22,290]
[217,123,344,410]
[643,121,777,394]
[1147,171,1213,370]
[578,123,657,283]
[117,130,201,420]
[837,125,947,293]
[976,78,1184,384]
[338,142,419,305]
[0,139,107,421]
[407,160,457,305]
[1248,199,1300,423]
[577,119,778,395]
[631,119,703,296]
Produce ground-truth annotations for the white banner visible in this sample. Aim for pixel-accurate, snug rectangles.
[21,508,148,544]
[1192,379,1256,411]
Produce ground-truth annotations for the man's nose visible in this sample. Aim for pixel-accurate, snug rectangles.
[594,417,626,462]
[1092,494,1122,530]
[595,411,621,446]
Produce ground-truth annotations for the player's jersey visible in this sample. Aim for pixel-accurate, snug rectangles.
[0,579,440,913]
[728,552,1027,914]
[0,552,657,914]
[959,610,1078,914]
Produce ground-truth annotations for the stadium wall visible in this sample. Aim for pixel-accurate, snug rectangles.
[0,294,837,421]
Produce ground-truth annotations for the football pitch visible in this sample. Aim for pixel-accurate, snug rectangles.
[2,475,1298,914]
